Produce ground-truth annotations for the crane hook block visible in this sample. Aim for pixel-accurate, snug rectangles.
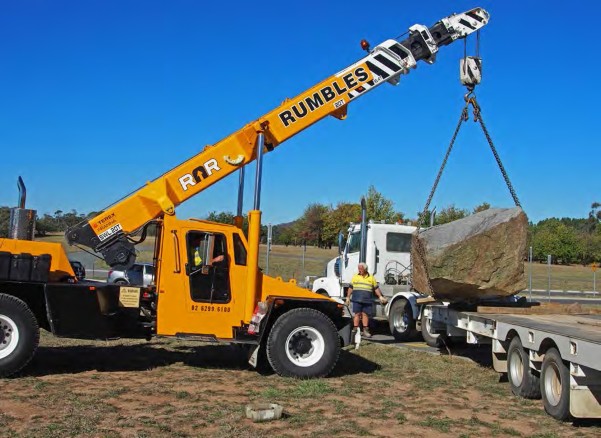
[460,56,482,88]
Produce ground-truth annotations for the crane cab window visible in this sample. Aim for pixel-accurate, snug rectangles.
[233,233,247,266]
[186,231,231,303]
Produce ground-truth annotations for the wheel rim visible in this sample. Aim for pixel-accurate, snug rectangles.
[285,326,325,368]
[544,361,562,406]
[425,317,435,335]
[509,348,524,387]
[0,314,20,359]
[393,307,408,332]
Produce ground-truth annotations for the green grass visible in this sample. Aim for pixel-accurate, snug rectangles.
[528,263,599,292]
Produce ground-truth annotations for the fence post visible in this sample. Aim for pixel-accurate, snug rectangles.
[266,223,272,275]
[528,246,532,302]
[547,254,552,302]
[301,240,306,282]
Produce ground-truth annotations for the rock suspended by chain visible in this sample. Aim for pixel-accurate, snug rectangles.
[411,207,528,302]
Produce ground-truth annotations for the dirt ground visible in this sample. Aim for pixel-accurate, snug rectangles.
[1,331,600,437]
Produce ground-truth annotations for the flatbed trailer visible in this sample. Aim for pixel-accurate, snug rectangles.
[422,302,601,421]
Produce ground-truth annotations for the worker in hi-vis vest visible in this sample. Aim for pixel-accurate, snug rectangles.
[345,262,388,338]
[192,241,224,267]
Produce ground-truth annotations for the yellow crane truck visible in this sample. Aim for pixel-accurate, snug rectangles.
[0,8,489,378]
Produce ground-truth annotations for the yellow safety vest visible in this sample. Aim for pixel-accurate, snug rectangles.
[194,248,202,265]
[351,273,377,292]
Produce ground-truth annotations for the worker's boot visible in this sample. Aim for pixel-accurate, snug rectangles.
[362,328,372,338]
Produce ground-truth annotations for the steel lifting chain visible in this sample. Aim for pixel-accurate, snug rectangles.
[412,89,521,295]
[466,92,521,208]
[412,103,470,295]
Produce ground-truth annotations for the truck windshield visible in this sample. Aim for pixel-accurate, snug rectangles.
[347,231,361,254]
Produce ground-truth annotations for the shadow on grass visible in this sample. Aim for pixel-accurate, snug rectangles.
[20,342,251,377]
[19,341,379,379]
[330,349,380,377]
[438,341,494,368]
[572,418,601,428]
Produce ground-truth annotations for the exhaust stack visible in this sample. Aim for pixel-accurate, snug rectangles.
[8,177,36,240]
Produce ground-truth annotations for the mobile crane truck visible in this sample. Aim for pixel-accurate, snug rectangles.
[0,8,489,378]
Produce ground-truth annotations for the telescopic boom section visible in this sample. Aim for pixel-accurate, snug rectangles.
[66,8,489,269]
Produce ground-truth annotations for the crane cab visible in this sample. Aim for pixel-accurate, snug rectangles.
[154,214,344,343]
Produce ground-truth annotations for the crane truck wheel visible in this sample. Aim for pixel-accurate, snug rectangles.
[0,293,40,377]
[541,348,571,421]
[266,308,340,378]
[507,336,541,399]
[388,298,415,342]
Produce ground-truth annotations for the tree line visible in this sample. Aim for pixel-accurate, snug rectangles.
[1,192,599,265]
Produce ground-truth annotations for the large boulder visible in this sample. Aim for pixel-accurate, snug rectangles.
[411,207,527,301]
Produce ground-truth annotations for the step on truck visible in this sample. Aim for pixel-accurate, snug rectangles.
[0,8,490,378]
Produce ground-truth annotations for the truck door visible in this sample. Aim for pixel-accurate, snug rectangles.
[343,230,362,285]
[155,226,247,340]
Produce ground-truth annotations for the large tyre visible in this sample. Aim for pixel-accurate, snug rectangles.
[388,298,415,342]
[0,294,40,377]
[541,348,571,420]
[266,308,340,378]
[507,337,541,399]
[421,312,440,348]
[114,279,128,285]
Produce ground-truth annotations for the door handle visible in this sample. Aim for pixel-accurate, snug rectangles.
[172,230,181,273]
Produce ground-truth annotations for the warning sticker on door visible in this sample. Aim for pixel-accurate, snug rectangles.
[119,287,140,308]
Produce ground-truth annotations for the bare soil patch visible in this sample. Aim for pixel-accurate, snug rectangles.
[1,332,599,437]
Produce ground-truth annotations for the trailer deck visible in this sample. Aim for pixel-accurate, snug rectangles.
[426,304,601,419]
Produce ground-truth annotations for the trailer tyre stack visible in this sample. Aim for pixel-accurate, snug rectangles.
[507,337,541,399]
[541,348,571,420]
[0,293,40,377]
[266,308,340,378]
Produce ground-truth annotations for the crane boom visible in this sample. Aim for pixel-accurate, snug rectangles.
[66,8,489,268]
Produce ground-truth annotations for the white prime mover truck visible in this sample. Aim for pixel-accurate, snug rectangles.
[311,219,421,342]
[313,206,601,421]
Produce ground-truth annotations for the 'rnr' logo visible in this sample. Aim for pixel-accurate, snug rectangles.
[179,159,221,191]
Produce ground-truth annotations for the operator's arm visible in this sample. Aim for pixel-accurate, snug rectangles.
[66,8,489,269]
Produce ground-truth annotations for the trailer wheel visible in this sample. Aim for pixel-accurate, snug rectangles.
[421,313,440,347]
[0,294,40,377]
[266,308,340,378]
[388,298,415,342]
[507,337,541,399]
[541,348,571,420]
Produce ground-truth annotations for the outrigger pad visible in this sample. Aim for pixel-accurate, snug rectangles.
[411,207,528,302]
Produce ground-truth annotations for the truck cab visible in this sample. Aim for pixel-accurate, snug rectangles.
[312,220,423,341]
[313,221,416,301]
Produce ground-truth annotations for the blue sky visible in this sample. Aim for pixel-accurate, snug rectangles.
[1,1,599,225]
